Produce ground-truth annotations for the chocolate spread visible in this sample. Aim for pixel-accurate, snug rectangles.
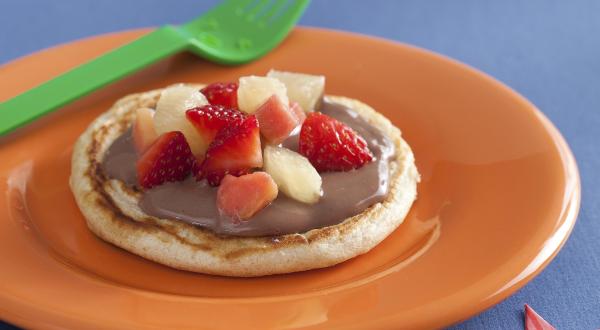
[101,101,395,237]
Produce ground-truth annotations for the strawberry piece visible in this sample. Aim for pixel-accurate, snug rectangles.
[524,305,556,330]
[186,105,246,149]
[200,82,238,109]
[255,95,299,144]
[133,107,158,154]
[136,131,195,189]
[290,101,306,124]
[299,112,373,172]
[217,172,278,220]
[198,115,262,186]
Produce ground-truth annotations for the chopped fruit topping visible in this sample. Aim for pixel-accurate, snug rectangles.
[198,115,263,186]
[200,82,238,109]
[153,85,209,156]
[136,131,195,189]
[263,146,322,204]
[237,76,289,114]
[217,172,278,220]
[186,105,246,148]
[255,95,299,144]
[267,70,325,112]
[299,112,373,172]
[132,107,158,154]
[525,305,556,330]
[290,101,306,124]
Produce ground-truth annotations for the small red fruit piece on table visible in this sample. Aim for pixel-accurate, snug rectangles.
[186,104,246,147]
[290,101,306,124]
[132,107,158,154]
[524,304,556,330]
[299,112,373,172]
[255,94,300,144]
[136,131,195,189]
[198,115,263,186]
[200,82,238,109]
[217,172,278,220]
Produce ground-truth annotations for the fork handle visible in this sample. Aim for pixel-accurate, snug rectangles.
[0,26,189,136]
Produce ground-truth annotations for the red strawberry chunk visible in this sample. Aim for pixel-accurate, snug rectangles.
[200,82,238,109]
[524,305,556,330]
[299,112,373,172]
[217,172,278,220]
[186,105,246,148]
[198,115,263,186]
[290,101,306,124]
[255,95,299,144]
[136,131,195,189]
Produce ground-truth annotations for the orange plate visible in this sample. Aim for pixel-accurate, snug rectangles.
[0,28,580,329]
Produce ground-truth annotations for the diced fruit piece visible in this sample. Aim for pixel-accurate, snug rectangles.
[199,115,262,186]
[299,112,373,172]
[132,107,158,154]
[154,85,209,156]
[186,105,246,148]
[200,82,238,109]
[525,305,556,330]
[255,95,299,144]
[136,131,195,189]
[267,69,325,112]
[217,172,278,220]
[263,146,322,204]
[237,76,289,114]
[290,101,306,124]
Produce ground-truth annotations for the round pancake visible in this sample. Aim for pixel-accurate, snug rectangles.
[69,84,420,277]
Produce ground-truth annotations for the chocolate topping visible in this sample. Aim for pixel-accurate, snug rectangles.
[101,101,395,237]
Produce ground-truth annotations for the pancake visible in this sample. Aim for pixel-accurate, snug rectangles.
[69,84,420,277]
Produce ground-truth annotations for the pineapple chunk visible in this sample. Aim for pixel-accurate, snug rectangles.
[154,85,209,156]
[133,107,158,154]
[237,76,289,114]
[263,145,322,204]
[267,69,325,112]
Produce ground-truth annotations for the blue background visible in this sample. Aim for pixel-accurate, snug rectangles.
[1,1,599,329]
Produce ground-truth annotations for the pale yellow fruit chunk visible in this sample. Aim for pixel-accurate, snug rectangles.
[153,85,209,156]
[267,69,325,112]
[237,76,289,114]
[263,145,322,204]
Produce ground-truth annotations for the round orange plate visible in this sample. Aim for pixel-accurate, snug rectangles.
[0,28,580,329]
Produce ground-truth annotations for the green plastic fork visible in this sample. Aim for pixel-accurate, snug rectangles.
[0,0,309,136]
